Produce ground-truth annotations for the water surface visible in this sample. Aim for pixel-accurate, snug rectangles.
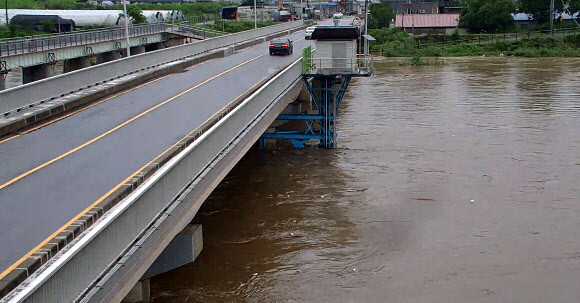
[152,57,580,302]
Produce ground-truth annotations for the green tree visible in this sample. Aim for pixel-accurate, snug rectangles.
[368,2,394,29]
[126,5,147,24]
[41,20,54,32]
[460,0,515,32]
[518,0,580,24]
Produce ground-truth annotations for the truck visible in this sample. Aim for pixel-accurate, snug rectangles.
[271,10,292,22]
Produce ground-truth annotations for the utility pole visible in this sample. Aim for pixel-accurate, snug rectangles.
[5,0,8,28]
[363,0,368,55]
[364,0,368,35]
[254,0,257,29]
[550,0,555,35]
[123,0,131,56]
[319,0,322,20]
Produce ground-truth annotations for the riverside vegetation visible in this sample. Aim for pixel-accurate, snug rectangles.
[0,1,235,37]
[370,28,580,59]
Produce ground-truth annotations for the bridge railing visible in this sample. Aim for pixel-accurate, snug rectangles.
[0,23,166,57]
[304,55,374,76]
[0,20,304,116]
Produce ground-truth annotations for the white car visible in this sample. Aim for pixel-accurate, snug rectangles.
[333,13,344,19]
[305,26,316,39]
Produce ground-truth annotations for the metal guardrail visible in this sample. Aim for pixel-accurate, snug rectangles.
[0,20,304,115]
[3,58,303,303]
[169,22,225,39]
[0,23,166,57]
[304,55,373,76]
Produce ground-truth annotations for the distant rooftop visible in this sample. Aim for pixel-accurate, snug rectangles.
[395,14,460,28]
[311,26,360,40]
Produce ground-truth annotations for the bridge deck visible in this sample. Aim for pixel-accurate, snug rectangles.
[0,30,311,275]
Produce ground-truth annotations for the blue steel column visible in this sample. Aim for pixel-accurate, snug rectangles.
[261,74,352,148]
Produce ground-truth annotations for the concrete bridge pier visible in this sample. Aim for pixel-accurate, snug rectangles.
[130,45,146,56]
[22,63,54,84]
[96,51,121,64]
[0,73,6,91]
[122,224,203,303]
[63,56,91,73]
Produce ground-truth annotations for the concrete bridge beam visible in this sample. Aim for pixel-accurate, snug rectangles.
[22,63,54,84]
[96,51,121,64]
[63,56,91,73]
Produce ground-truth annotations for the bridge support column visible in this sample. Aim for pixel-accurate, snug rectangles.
[144,224,203,279]
[63,56,91,73]
[122,225,202,302]
[96,51,121,64]
[122,280,150,303]
[0,74,6,91]
[22,63,54,84]
[130,45,146,56]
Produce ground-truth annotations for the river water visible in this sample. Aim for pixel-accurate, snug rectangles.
[151,57,580,302]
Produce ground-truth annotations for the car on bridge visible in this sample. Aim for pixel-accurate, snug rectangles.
[269,38,293,55]
[305,26,316,39]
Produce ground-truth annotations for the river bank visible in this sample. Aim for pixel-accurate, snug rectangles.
[370,28,580,57]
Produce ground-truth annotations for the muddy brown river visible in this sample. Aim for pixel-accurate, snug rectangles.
[151,58,580,302]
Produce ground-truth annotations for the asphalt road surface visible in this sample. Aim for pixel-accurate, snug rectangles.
[0,29,313,275]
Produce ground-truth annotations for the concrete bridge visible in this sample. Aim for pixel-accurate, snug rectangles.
[0,22,221,89]
[0,19,371,302]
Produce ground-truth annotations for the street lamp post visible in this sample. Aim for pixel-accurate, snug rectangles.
[123,0,131,57]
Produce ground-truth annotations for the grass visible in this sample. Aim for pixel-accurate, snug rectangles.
[209,20,275,34]
[370,28,580,58]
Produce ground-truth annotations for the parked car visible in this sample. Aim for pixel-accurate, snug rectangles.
[305,26,316,39]
[269,38,293,55]
[332,12,343,19]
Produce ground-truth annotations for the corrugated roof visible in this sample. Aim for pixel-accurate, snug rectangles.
[512,13,533,21]
[395,14,460,28]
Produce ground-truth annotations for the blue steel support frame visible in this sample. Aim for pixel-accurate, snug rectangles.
[260,74,352,148]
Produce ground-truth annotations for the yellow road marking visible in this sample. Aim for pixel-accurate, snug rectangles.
[0,59,217,145]
[0,53,266,280]
[0,54,264,192]
[0,34,307,278]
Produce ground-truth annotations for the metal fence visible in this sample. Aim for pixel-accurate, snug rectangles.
[304,55,374,76]
[0,23,166,57]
